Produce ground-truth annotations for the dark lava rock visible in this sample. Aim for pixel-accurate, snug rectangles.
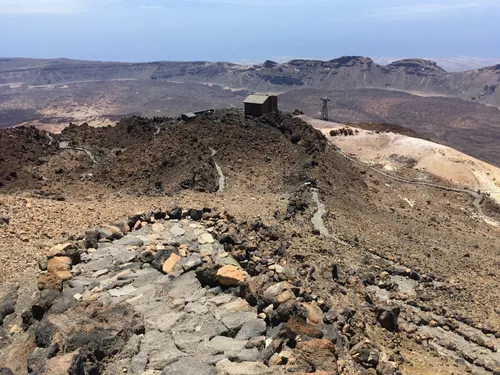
[0,286,18,325]
[35,320,56,348]
[195,265,219,287]
[350,340,380,369]
[270,300,307,326]
[27,344,59,373]
[138,250,155,264]
[168,207,183,220]
[189,208,203,221]
[0,327,11,349]
[31,289,61,321]
[83,230,100,249]
[152,248,177,271]
[376,306,400,332]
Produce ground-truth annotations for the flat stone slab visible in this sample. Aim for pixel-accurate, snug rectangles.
[170,225,186,237]
[215,359,274,375]
[161,357,217,375]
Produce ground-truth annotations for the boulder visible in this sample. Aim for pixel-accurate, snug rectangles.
[350,340,380,369]
[295,339,337,372]
[46,243,81,264]
[217,266,245,286]
[37,351,84,375]
[0,286,18,325]
[376,306,400,332]
[46,243,73,258]
[168,206,183,220]
[235,319,267,340]
[189,209,204,221]
[302,303,323,325]
[47,257,72,273]
[97,224,123,240]
[38,273,64,291]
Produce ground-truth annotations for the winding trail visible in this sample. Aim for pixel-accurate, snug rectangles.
[311,188,329,236]
[334,148,499,227]
[210,147,225,193]
[59,141,98,164]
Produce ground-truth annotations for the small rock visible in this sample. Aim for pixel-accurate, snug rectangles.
[296,339,337,372]
[195,265,219,287]
[262,282,294,306]
[98,224,123,240]
[215,359,274,375]
[152,249,177,271]
[161,357,216,375]
[235,319,267,340]
[209,336,247,353]
[152,223,166,233]
[302,302,323,325]
[183,254,203,271]
[350,340,380,368]
[170,225,186,237]
[217,265,245,286]
[163,254,182,274]
[268,353,282,366]
[198,233,215,245]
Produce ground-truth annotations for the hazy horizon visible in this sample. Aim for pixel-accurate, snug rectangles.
[1,0,499,68]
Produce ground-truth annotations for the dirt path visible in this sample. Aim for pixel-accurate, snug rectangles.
[334,147,499,227]
[210,147,225,193]
[310,188,329,236]
[59,141,98,164]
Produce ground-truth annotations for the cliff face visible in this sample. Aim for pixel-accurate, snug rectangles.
[1,56,499,105]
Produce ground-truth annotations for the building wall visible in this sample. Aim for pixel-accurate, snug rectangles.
[244,96,278,117]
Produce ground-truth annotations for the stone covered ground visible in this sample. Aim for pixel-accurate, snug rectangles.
[1,207,400,375]
[1,110,500,374]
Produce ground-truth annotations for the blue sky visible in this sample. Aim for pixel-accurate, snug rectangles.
[0,0,499,63]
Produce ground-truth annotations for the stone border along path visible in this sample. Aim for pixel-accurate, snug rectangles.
[3,206,409,375]
[334,147,499,227]
[364,251,500,375]
[210,147,225,193]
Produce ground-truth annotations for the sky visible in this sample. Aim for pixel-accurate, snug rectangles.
[0,0,499,63]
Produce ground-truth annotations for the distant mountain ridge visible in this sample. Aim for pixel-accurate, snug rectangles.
[1,56,499,106]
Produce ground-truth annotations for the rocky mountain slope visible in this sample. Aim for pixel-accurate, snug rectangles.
[1,56,499,106]
[1,110,499,374]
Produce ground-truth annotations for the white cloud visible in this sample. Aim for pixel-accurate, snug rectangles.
[372,1,498,18]
[0,0,78,13]
[0,0,126,14]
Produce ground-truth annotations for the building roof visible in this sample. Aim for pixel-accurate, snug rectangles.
[244,94,270,105]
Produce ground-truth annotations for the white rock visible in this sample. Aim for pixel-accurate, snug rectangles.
[198,233,215,244]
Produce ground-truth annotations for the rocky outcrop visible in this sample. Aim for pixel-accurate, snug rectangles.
[0,207,404,374]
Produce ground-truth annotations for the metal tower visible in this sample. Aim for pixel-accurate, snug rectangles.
[321,97,331,121]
